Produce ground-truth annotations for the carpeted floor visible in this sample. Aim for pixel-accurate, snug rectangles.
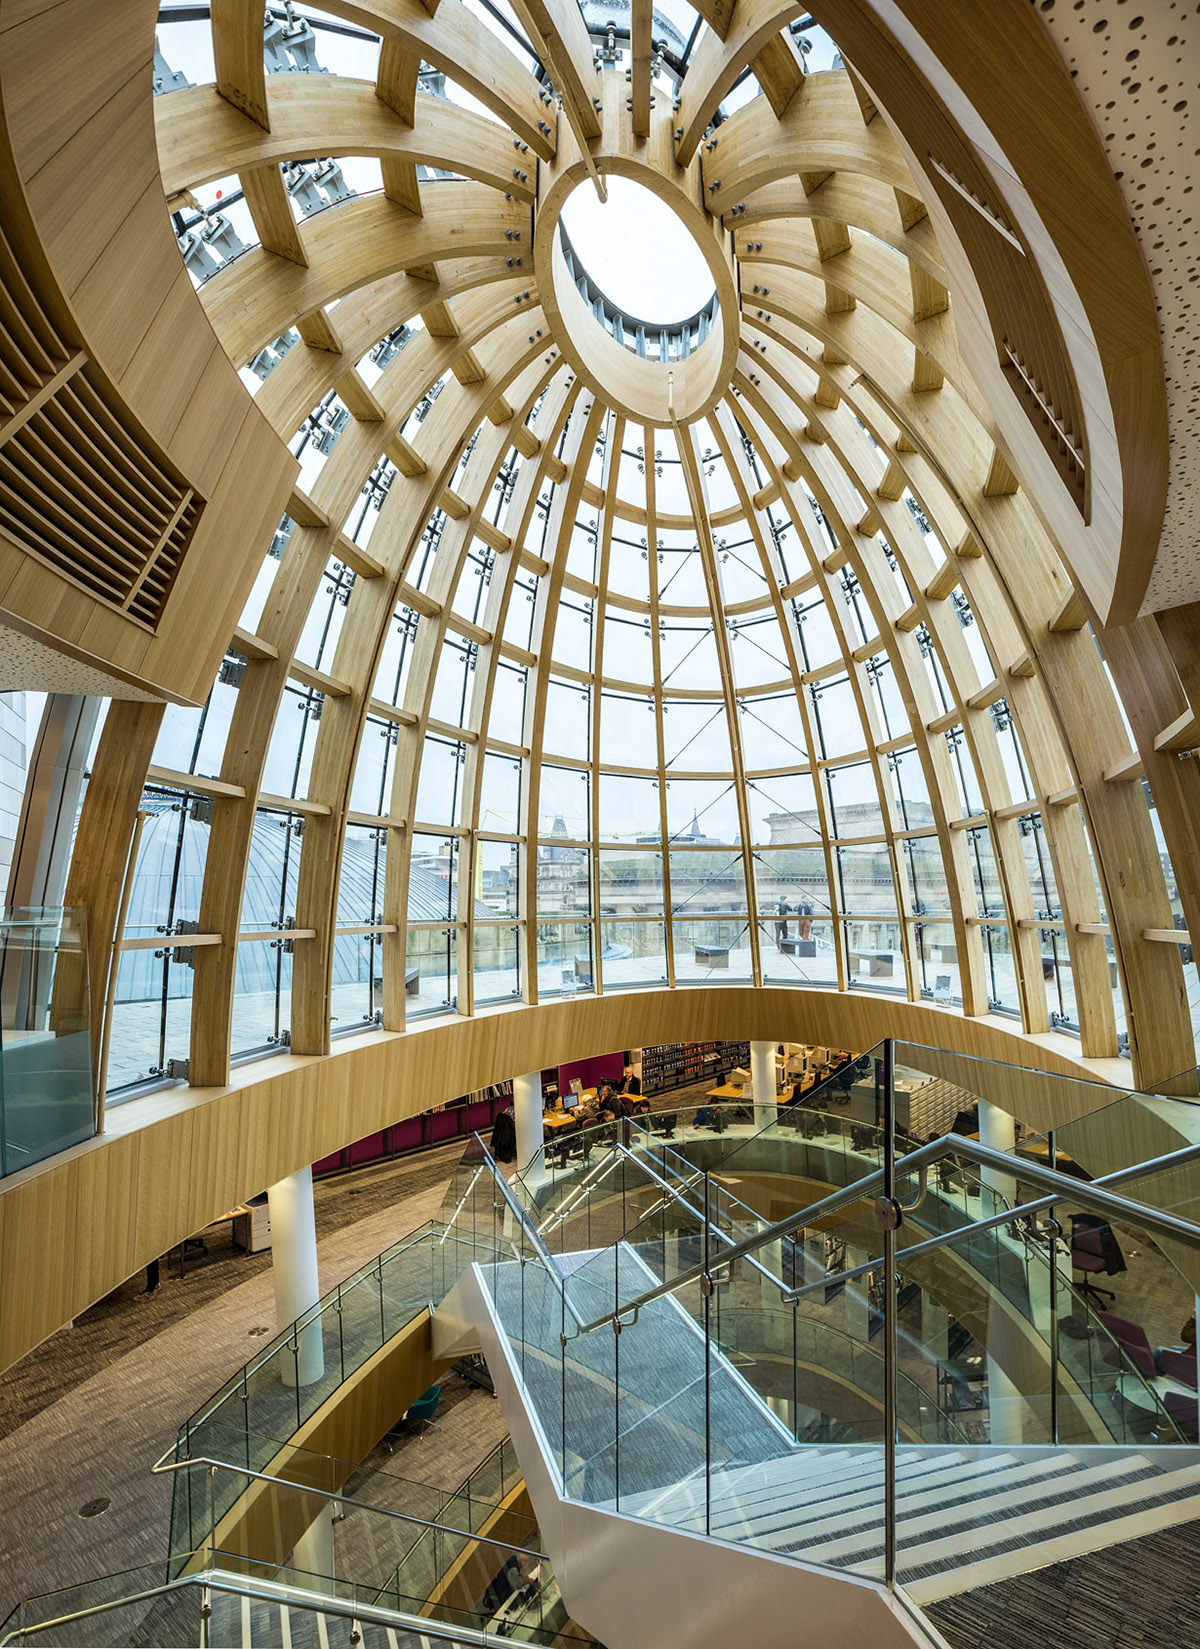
[926,1519,1200,1649]
[0,1137,472,1619]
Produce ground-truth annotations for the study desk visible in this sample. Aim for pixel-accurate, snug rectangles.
[170,1205,251,1278]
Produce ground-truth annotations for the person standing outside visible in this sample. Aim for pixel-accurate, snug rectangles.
[775,898,790,950]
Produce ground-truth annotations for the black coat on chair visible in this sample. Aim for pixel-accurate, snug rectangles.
[491,1105,517,1163]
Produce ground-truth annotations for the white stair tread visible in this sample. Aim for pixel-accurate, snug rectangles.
[894,1461,1200,1571]
[789,1455,1155,1563]
[704,1454,1085,1545]
[906,1488,1200,1604]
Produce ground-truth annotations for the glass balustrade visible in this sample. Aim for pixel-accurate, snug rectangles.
[0,907,93,1178]
[0,1561,556,1648]
[25,1036,1200,1644]
[453,1041,1200,1595]
[159,1438,583,1647]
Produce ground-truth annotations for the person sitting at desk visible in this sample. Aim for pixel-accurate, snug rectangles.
[621,1064,642,1098]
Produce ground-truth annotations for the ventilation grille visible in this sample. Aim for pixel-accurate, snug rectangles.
[0,221,204,630]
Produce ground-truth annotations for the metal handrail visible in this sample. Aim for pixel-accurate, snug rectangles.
[0,1567,521,1648]
[147,1452,546,1563]
[470,1135,590,1332]
[568,1132,1200,1337]
[605,1141,789,1298]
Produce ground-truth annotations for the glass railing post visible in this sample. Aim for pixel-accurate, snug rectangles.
[882,1038,897,1592]
[702,1170,712,1539]
[792,1302,800,1441]
[613,1241,621,1508]
[1048,1128,1060,1445]
[207,1464,218,1565]
[337,1285,346,1385]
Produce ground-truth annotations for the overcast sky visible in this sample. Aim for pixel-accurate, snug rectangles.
[561,177,716,323]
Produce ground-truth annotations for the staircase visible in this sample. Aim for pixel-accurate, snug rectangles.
[618,1443,1200,1602]
[443,1238,1200,1649]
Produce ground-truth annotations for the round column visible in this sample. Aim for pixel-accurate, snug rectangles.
[751,1041,777,1132]
[513,1070,544,1176]
[977,1098,1023,1443]
[268,1165,324,1387]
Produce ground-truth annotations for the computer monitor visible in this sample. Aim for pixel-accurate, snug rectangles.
[562,1087,579,1111]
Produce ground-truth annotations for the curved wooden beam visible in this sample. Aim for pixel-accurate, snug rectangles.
[808,0,1167,627]
[724,173,946,281]
[200,186,534,365]
[675,0,807,164]
[156,81,539,204]
[699,72,915,210]
[255,265,536,440]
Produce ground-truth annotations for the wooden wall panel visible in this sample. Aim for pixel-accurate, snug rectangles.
[0,984,1128,1376]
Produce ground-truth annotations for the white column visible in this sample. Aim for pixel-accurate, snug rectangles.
[751,1040,776,1132]
[513,1070,544,1174]
[978,1097,1017,1204]
[976,1098,1024,1443]
[268,1165,323,1387]
[293,1502,334,1588]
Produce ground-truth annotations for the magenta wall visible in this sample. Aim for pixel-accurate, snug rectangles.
[558,1051,625,1093]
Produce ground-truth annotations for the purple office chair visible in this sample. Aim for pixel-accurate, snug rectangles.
[1071,1223,1118,1306]
[1156,1347,1198,1388]
[1098,1312,1157,1380]
[1164,1390,1199,1441]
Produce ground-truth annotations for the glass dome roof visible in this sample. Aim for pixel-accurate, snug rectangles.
[102,0,1197,1094]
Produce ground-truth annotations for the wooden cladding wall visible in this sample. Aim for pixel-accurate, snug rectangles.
[0,1,296,706]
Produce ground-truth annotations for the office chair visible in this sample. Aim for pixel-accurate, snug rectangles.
[1155,1347,1198,1387]
[1098,1311,1157,1380]
[1070,1220,1120,1306]
[385,1383,441,1448]
[1165,1390,1199,1441]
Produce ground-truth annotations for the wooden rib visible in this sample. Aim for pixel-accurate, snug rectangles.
[296,309,343,354]
[631,0,653,139]
[913,349,944,393]
[983,447,1020,497]
[241,165,306,265]
[335,370,385,423]
[911,263,950,321]
[1048,587,1088,632]
[211,0,269,130]
[388,435,427,477]
[335,533,385,580]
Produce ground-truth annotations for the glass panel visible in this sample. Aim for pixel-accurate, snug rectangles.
[667,848,747,918]
[663,779,739,844]
[537,844,591,918]
[0,908,93,1175]
[825,760,884,838]
[537,922,595,996]
[599,919,667,988]
[473,924,521,1005]
[405,927,457,1016]
[481,752,521,834]
[597,773,660,841]
[671,918,752,982]
[477,839,518,917]
[758,920,839,986]
[598,848,663,917]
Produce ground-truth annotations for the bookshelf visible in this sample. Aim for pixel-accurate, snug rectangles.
[640,1040,750,1096]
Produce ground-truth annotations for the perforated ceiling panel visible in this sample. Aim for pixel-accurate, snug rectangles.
[1033,0,1200,615]
[0,624,159,699]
